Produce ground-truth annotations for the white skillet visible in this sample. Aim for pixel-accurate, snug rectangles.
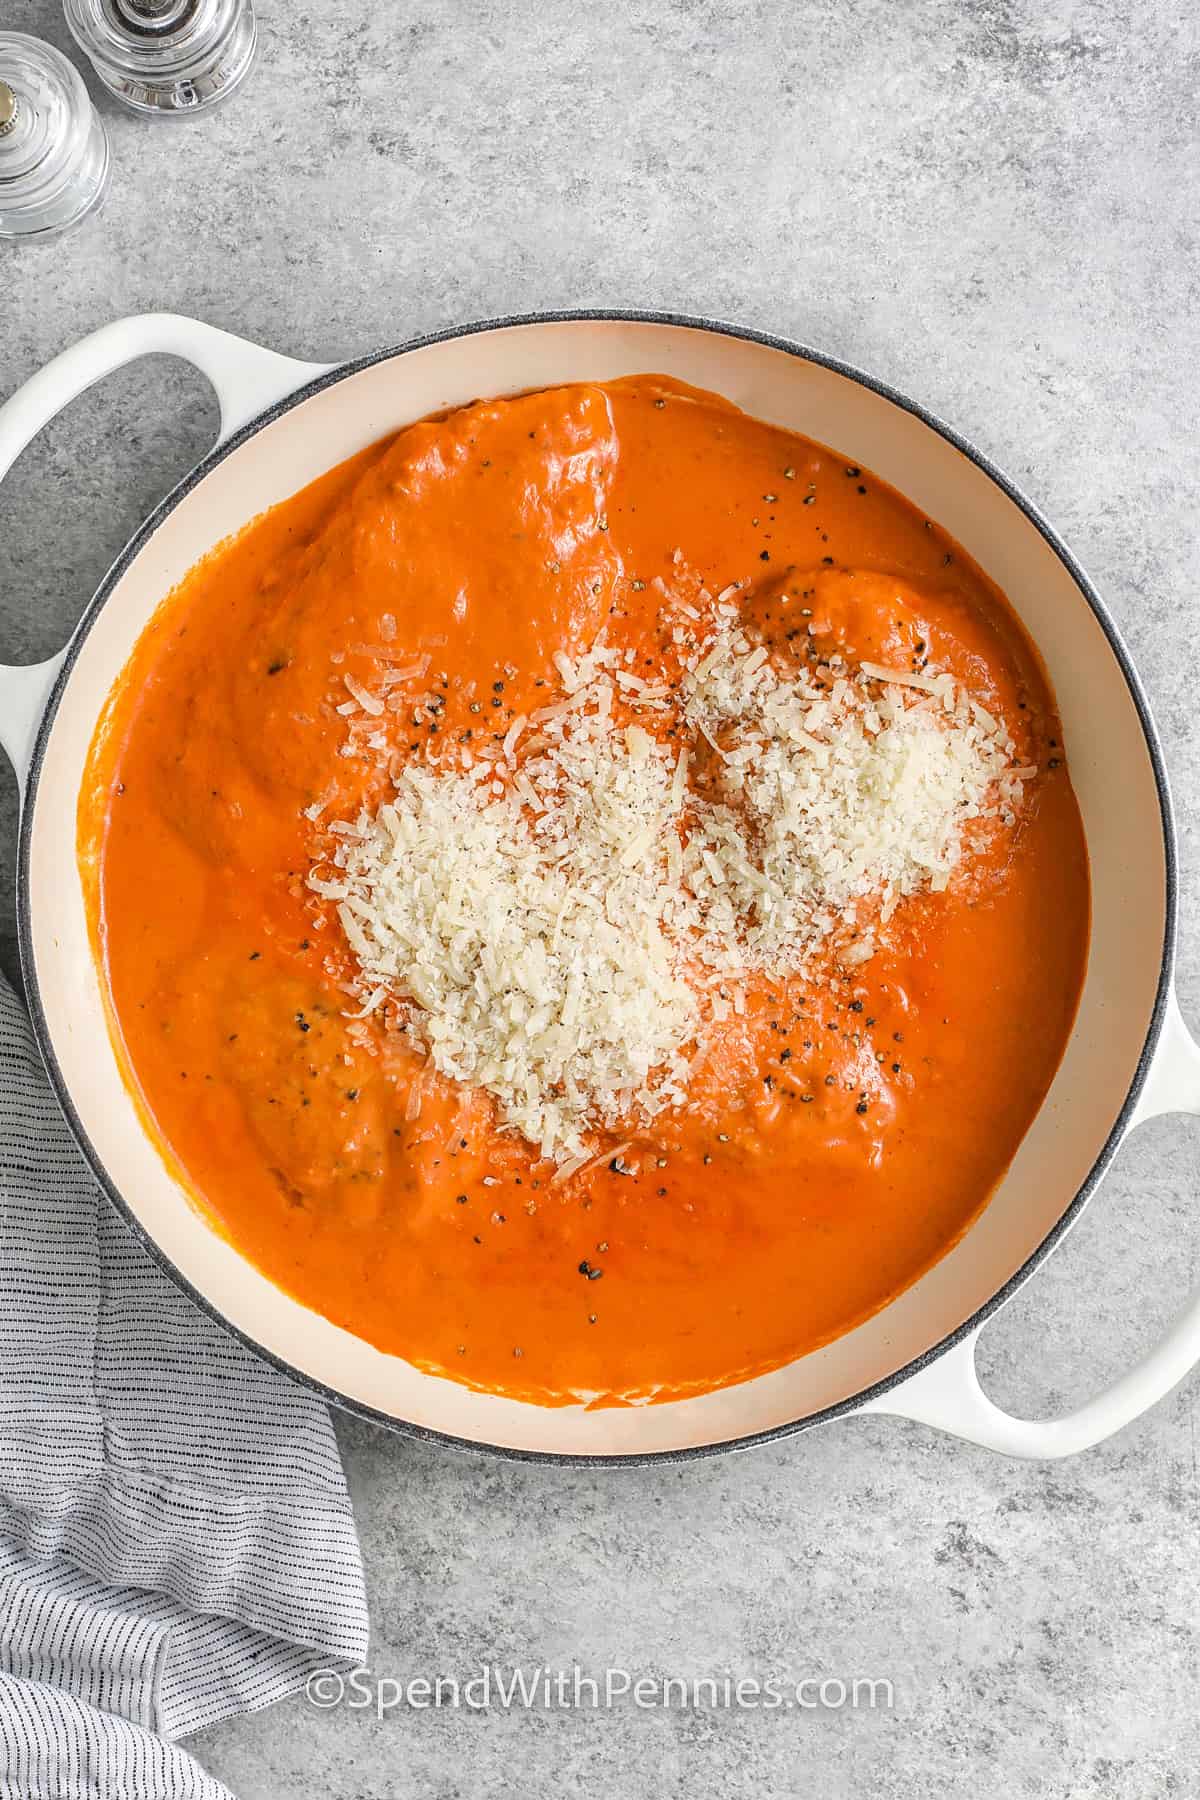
[1,310,1196,1463]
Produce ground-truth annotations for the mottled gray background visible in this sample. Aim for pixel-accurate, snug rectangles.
[2,0,1199,1793]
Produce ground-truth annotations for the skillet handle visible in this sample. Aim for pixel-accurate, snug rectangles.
[0,312,333,785]
[860,989,1200,1458]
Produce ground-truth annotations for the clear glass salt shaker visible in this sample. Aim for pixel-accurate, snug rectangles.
[0,32,110,240]
[63,0,257,118]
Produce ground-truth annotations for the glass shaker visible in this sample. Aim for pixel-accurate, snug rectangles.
[63,0,257,117]
[0,32,110,240]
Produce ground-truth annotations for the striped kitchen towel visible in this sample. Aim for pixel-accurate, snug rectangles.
[0,973,369,1799]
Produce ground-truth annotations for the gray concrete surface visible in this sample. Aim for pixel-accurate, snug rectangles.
[3,0,1199,1793]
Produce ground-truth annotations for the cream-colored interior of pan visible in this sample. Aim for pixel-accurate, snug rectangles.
[25,319,1167,1456]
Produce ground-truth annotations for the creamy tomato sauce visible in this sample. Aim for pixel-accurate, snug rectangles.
[80,377,1089,1405]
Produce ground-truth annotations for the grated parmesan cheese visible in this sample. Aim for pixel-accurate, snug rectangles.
[313,613,1028,1161]
[676,627,1017,975]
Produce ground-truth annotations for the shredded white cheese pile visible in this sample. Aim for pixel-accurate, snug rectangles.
[311,614,1031,1162]
[679,628,1026,973]
[322,703,698,1163]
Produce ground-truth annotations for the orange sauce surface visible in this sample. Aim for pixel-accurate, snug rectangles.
[80,377,1090,1405]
